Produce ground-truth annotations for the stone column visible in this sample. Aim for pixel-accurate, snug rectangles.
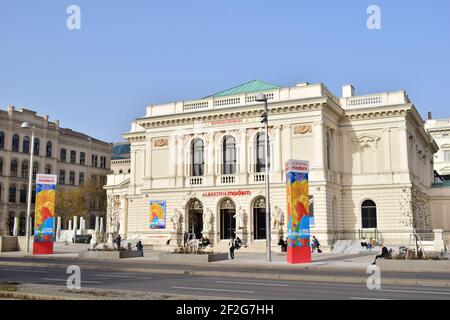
[274,126,282,181]
[239,129,247,184]
[176,135,184,187]
[99,217,104,241]
[68,220,73,231]
[312,122,325,181]
[73,216,78,236]
[95,216,100,232]
[56,216,61,239]
[79,217,84,234]
[13,217,19,236]
[169,136,177,186]
[398,127,409,171]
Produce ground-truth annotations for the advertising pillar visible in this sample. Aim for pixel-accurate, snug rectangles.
[33,174,57,255]
[285,160,311,264]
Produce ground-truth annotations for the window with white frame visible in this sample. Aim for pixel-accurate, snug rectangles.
[444,149,450,162]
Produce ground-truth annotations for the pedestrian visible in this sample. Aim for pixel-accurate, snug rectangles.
[278,237,287,253]
[311,236,321,253]
[229,237,236,259]
[136,240,144,256]
[361,237,368,249]
[235,237,242,250]
[373,245,389,264]
[116,234,122,250]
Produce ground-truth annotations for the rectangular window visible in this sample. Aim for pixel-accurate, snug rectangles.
[80,152,86,165]
[79,172,85,185]
[60,149,67,162]
[70,151,76,164]
[59,170,66,185]
[92,155,98,167]
[445,150,450,162]
[69,171,76,185]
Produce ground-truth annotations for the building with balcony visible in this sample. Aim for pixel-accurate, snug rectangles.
[0,106,112,236]
[105,80,450,250]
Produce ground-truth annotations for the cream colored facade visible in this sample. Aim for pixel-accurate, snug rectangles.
[425,118,450,176]
[0,106,112,236]
[106,81,448,250]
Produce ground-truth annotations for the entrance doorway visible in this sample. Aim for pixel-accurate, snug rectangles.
[220,198,236,240]
[253,197,266,240]
[187,199,203,240]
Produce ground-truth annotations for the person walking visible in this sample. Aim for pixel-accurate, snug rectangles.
[116,234,122,250]
[229,237,236,260]
[136,241,144,256]
[311,236,321,253]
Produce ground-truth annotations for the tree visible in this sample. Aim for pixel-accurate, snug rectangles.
[55,177,107,229]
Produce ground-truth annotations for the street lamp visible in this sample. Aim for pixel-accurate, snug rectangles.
[21,122,35,254]
[255,93,272,262]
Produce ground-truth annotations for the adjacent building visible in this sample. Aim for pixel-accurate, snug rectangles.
[0,106,112,236]
[425,116,450,177]
[105,80,450,250]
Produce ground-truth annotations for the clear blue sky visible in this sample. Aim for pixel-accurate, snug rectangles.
[1,0,449,142]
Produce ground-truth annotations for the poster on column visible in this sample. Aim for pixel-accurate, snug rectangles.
[149,200,167,229]
[33,174,57,255]
[285,160,311,264]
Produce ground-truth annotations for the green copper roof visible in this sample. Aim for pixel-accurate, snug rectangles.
[206,80,281,98]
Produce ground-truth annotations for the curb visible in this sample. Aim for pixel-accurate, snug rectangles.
[0,291,74,300]
[1,261,449,288]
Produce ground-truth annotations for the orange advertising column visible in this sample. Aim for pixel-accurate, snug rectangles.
[33,174,57,255]
[286,160,311,264]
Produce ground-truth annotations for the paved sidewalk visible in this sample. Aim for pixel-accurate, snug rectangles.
[0,242,378,271]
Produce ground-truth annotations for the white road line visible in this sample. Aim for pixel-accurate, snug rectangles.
[380,289,450,296]
[94,273,153,279]
[172,286,254,294]
[350,297,391,300]
[0,269,48,274]
[215,280,290,287]
[41,278,104,284]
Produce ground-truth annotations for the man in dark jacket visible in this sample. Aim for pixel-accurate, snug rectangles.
[373,245,389,264]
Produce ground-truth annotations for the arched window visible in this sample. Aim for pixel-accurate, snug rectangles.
[253,197,266,240]
[9,184,17,203]
[46,141,52,157]
[8,212,15,236]
[0,131,4,149]
[60,148,67,162]
[222,136,236,175]
[361,200,377,229]
[0,158,3,176]
[19,185,27,203]
[256,132,270,173]
[19,213,26,236]
[23,136,30,154]
[33,162,39,179]
[191,139,204,177]
[45,164,51,174]
[21,161,29,178]
[12,134,20,152]
[220,198,236,240]
[10,160,18,177]
[34,138,40,156]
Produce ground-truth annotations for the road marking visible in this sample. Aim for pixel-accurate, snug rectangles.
[172,286,254,294]
[0,268,48,274]
[41,278,104,284]
[350,297,391,300]
[215,280,290,287]
[93,273,153,279]
[380,289,450,296]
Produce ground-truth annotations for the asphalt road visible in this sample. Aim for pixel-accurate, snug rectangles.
[1,255,450,282]
[1,265,450,300]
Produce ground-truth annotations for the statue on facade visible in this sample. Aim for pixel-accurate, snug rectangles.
[171,209,182,233]
[203,208,214,233]
[234,207,246,230]
[272,206,284,232]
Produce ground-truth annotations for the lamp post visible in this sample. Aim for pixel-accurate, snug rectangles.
[21,122,35,254]
[255,93,272,262]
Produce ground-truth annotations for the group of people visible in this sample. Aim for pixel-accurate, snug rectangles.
[200,236,211,248]
[361,237,378,250]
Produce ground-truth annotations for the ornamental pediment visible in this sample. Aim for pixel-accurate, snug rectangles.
[352,133,381,149]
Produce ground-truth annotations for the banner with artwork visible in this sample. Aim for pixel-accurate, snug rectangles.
[33,174,57,255]
[149,200,166,229]
[285,160,311,264]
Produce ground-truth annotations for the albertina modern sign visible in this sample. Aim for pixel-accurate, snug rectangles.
[285,160,311,264]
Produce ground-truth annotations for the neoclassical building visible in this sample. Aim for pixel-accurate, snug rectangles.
[105,80,450,250]
[425,116,450,177]
[0,106,112,236]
